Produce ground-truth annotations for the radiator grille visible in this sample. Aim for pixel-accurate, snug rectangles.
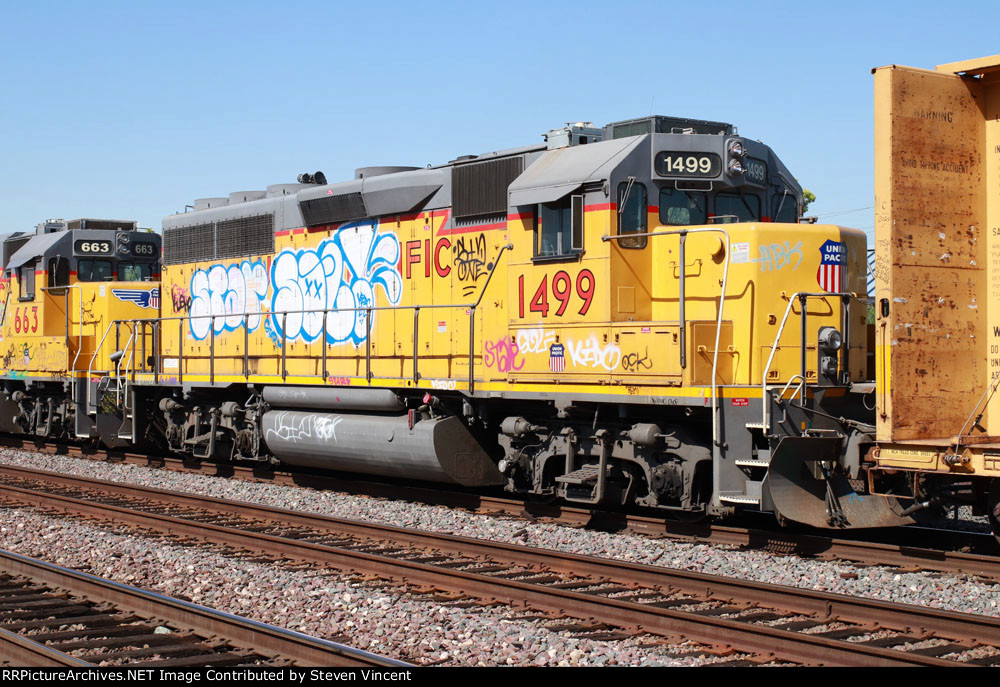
[452,156,523,220]
[300,192,367,226]
[216,214,274,260]
[163,214,273,265]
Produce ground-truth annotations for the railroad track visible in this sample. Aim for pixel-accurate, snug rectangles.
[0,465,998,666]
[4,437,999,582]
[0,546,408,668]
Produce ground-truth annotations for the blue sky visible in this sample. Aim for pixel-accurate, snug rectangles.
[1,0,997,243]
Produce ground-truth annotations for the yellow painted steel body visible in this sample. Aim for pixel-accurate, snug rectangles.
[155,208,864,398]
[0,271,158,382]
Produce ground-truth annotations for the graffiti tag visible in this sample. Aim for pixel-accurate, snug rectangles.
[189,260,268,340]
[265,412,344,444]
[453,234,489,295]
[270,221,402,346]
[171,284,192,313]
[483,337,524,372]
[566,336,621,371]
[516,328,556,355]
[751,241,802,272]
[620,347,653,372]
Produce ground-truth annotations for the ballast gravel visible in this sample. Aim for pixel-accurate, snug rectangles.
[1,449,1000,627]
[0,506,711,666]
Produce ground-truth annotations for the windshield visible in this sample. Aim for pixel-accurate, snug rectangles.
[119,261,154,281]
[77,259,114,282]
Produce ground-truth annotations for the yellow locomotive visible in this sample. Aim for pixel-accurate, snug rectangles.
[65,113,875,526]
[10,58,1000,533]
[0,218,161,440]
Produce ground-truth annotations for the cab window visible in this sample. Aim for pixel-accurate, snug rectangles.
[617,180,647,248]
[714,194,760,223]
[119,261,153,282]
[659,188,707,226]
[772,192,798,223]
[19,262,35,301]
[535,195,583,258]
[47,258,70,288]
[77,259,114,282]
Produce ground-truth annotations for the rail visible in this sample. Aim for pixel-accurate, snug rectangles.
[2,467,987,667]
[0,546,408,667]
[85,244,513,398]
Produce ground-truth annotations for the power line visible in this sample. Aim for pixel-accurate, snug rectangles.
[816,205,874,218]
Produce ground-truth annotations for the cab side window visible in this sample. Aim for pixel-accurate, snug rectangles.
[618,180,647,248]
[535,195,584,259]
[19,262,35,301]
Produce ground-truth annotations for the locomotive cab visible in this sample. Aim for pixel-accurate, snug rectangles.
[0,218,161,440]
[499,116,882,523]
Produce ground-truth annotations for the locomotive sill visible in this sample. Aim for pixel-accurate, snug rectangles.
[530,251,584,264]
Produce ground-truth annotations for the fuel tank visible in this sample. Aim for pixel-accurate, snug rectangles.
[261,410,503,487]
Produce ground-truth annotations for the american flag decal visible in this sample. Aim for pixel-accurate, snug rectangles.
[549,342,565,373]
[817,240,846,293]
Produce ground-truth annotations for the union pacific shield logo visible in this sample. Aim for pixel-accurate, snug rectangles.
[549,343,565,372]
[817,240,846,293]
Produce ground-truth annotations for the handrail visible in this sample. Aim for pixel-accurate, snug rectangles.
[118,323,138,407]
[759,291,857,431]
[89,242,515,389]
[778,374,807,404]
[603,226,731,511]
[86,320,117,411]
[40,284,84,406]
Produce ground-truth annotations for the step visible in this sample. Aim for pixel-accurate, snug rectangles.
[735,460,770,468]
[719,494,760,505]
[555,466,600,486]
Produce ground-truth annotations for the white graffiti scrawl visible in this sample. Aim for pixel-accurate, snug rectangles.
[566,336,622,371]
[269,220,402,346]
[189,260,269,340]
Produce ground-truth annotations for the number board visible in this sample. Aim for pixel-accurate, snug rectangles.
[655,151,722,178]
[130,241,157,257]
[74,240,113,255]
[745,157,767,186]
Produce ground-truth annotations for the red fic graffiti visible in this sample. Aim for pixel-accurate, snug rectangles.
[483,337,524,372]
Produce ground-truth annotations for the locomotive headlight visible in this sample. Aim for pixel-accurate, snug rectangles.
[728,159,745,175]
[818,326,842,353]
[728,140,746,157]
